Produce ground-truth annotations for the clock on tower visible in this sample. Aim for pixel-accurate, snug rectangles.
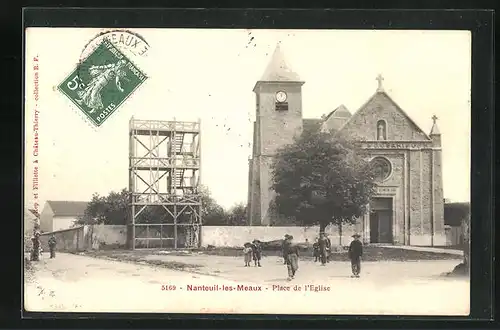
[275,91,289,111]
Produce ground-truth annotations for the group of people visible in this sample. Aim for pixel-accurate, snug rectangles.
[29,231,57,261]
[243,232,364,280]
[312,232,332,265]
[311,232,364,278]
[243,239,262,267]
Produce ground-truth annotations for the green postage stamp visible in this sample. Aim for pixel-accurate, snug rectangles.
[58,38,147,127]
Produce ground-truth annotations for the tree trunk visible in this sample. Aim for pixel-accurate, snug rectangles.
[338,222,343,246]
[319,221,327,234]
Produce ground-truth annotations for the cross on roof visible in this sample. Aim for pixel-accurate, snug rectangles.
[432,115,438,123]
[376,74,384,92]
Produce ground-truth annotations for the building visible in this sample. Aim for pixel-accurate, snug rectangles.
[247,44,445,246]
[39,201,88,232]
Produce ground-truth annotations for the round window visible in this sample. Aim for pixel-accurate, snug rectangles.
[371,157,392,181]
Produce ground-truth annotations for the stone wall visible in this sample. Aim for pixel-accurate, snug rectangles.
[39,226,86,252]
[85,224,127,250]
[36,223,454,250]
[38,224,127,252]
[201,224,357,248]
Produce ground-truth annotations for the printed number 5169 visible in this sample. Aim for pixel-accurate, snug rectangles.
[161,285,176,291]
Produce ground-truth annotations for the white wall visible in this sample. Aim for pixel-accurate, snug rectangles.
[86,224,127,249]
[201,225,357,248]
[53,216,78,232]
[39,204,54,232]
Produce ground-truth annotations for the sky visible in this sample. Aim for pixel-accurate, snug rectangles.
[24,28,471,211]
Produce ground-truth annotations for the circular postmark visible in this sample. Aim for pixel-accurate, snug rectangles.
[58,29,151,127]
[76,29,150,79]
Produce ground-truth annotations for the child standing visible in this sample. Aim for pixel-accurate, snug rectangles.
[243,242,253,267]
[312,237,320,262]
[348,233,363,277]
[251,239,262,267]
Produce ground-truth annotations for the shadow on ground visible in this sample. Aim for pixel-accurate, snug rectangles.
[77,246,463,279]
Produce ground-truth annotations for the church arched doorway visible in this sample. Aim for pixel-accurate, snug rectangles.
[369,197,393,244]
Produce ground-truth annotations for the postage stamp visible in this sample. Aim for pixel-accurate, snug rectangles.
[58,38,147,127]
[24,26,473,316]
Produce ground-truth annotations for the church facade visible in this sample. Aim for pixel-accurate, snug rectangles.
[247,45,445,246]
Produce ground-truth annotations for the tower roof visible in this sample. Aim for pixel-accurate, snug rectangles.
[430,115,441,135]
[259,43,301,82]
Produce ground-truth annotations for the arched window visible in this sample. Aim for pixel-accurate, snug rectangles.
[376,120,387,140]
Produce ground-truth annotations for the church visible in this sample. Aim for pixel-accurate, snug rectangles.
[247,44,445,246]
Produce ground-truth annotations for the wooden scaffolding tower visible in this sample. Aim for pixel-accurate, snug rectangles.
[128,117,202,249]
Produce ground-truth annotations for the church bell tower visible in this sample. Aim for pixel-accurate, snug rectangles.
[247,43,305,226]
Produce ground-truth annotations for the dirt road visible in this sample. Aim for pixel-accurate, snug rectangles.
[24,252,469,315]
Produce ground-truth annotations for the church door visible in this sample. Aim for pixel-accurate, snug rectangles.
[369,197,393,244]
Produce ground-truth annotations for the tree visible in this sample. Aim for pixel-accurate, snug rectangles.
[199,185,228,225]
[270,126,378,234]
[76,188,129,225]
[78,186,230,226]
[226,203,248,226]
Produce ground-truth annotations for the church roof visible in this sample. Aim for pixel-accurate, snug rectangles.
[303,119,322,131]
[259,43,301,82]
[335,89,432,140]
[324,104,351,120]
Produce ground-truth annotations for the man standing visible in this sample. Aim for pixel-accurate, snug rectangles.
[283,235,299,281]
[318,232,329,266]
[48,234,57,259]
[325,233,332,263]
[348,233,363,277]
[281,234,290,264]
[30,231,41,261]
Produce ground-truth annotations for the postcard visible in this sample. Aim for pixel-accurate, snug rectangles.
[24,27,471,315]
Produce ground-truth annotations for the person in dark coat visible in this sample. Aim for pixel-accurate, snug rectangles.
[348,233,363,277]
[312,237,320,262]
[251,239,262,267]
[283,235,299,281]
[48,235,57,259]
[318,232,329,265]
[325,233,332,263]
[30,231,41,261]
[281,234,290,264]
